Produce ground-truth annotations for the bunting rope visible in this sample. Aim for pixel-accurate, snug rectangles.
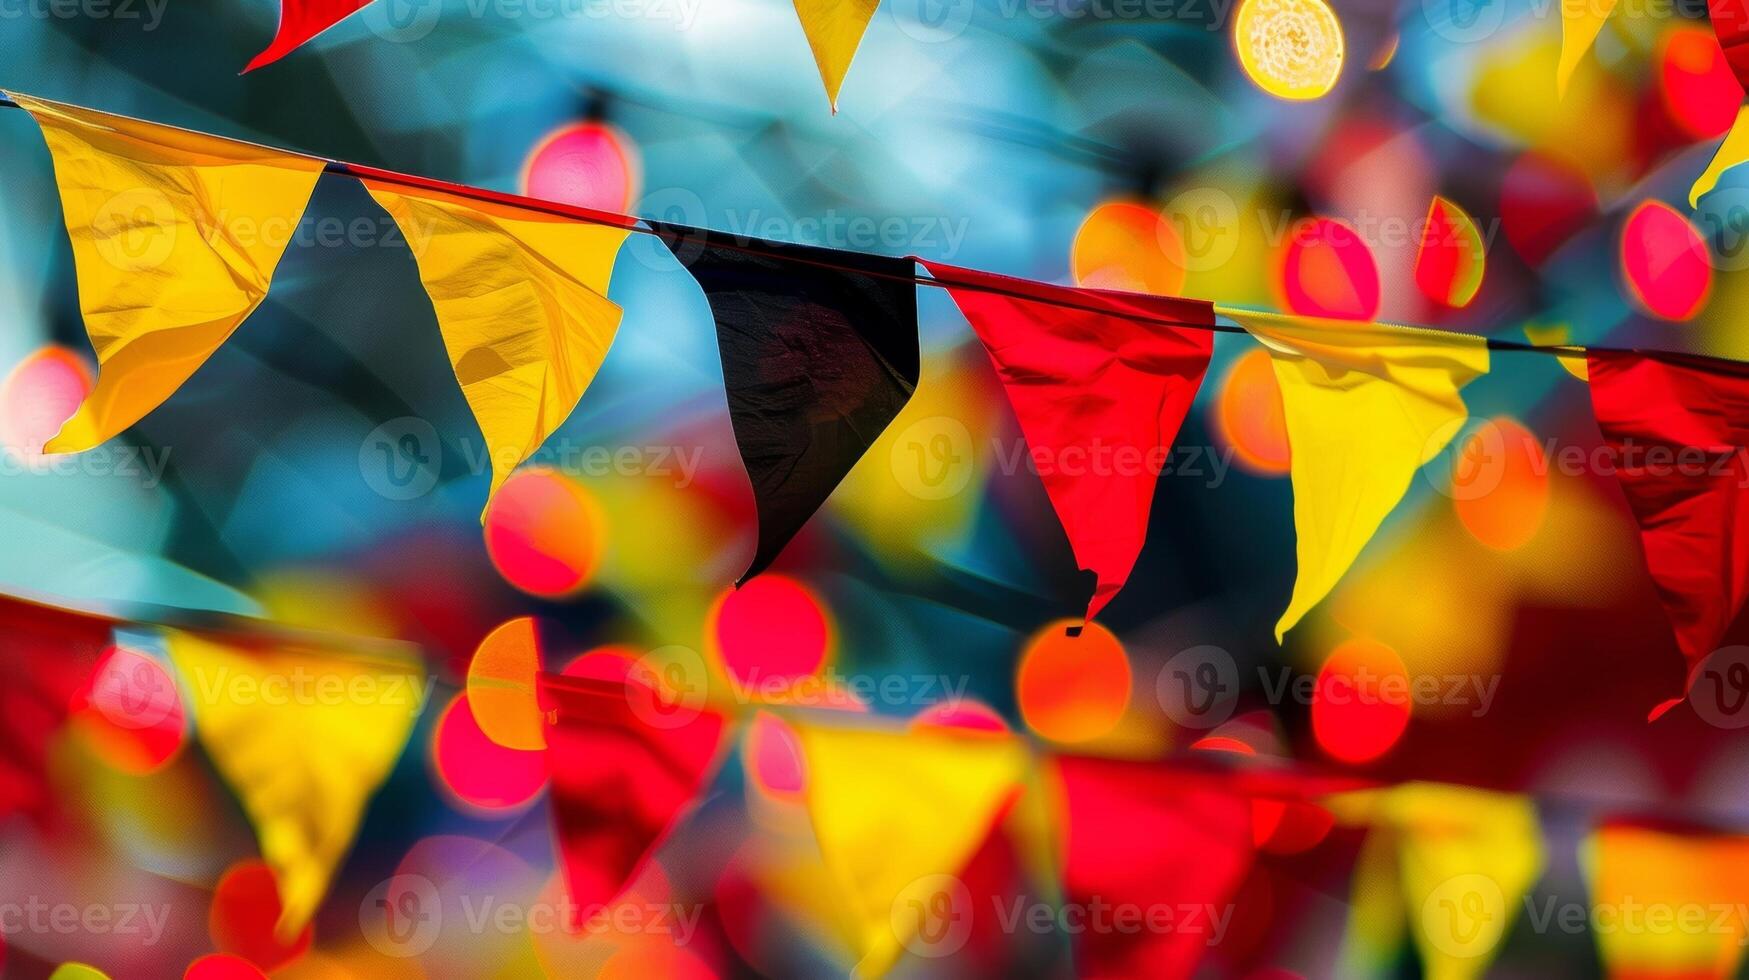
[0,92,1690,366]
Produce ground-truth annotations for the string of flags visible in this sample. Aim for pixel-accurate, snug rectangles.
[9,89,1749,719]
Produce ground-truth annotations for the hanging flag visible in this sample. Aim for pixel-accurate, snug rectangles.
[244,0,374,71]
[1222,310,1489,640]
[8,91,326,454]
[1691,107,1749,206]
[539,670,726,922]
[0,594,111,822]
[1557,0,1617,97]
[1713,0,1749,91]
[1586,350,1749,709]
[1053,756,1253,979]
[794,721,1027,977]
[918,261,1215,619]
[167,631,424,939]
[1585,823,1749,978]
[365,181,631,509]
[653,223,919,582]
[792,0,881,111]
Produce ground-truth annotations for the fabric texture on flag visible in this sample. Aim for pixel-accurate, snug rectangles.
[794,721,1027,978]
[538,670,726,925]
[9,91,325,453]
[791,0,881,111]
[1223,310,1490,640]
[920,260,1216,620]
[1053,755,1254,979]
[167,632,422,939]
[244,0,375,71]
[652,223,919,583]
[365,182,630,510]
[1587,350,1749,705]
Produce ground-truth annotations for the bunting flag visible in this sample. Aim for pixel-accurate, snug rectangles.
[793,721,1027,977]
[9,91,326,454]
[166,631,423,939]
[1223,310,1490,640]
[919,261,1217,620]
[653,223,919,582]
[365,182,631,509]
[1584,824,1749,978]
[1690,107,1749,206]
[1713,0,1749,92]
[1586,350,1749,708]
[0,595,111,822]
[791,0,881,112]
[1053,757,1254,978]
[243,0,374,71]
[538,670,727,921]
[1557,0,1617,97]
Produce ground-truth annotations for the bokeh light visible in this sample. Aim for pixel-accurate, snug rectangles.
[1214,347,1291,476]
[0,345,91,456]
[521,120,641,214]
[1233,0,1345,100]
[1619,200,1712,321]
[1016,621,1131,743]
[70,645,186,775]
[431,692,548,812]
[1452,417,1550,552]
[465,617,546,751]
[709,575,830,691]
[207,859,312,972]
[911,698,1009,733]
[1414,196,1486,309]
[1658,25,1742,141]
[1278,217,1379,319]
[184,953,268,979]
[744,710,806,798]
[1071,201,1187,295]
[1311,638,1410,764]
[484,466,607,598]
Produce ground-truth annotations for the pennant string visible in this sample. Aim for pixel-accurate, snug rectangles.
[0,93,1724,366]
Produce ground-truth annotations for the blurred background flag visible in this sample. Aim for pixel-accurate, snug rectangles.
[243,0,375,71]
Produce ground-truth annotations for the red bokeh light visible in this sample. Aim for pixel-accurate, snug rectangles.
[431,692,548,812]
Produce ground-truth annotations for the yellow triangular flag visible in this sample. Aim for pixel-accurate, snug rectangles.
[364,182,630,511]
[794,722,1027,977]
[1388,785,1542,980]
[1584,825,1749,978]
[1556,0,1616,98]
[792,0,881,112]
[7,91,325,453]
[1691,106,1749,207]
[167,631,424,939]
[1221,310,1489,640]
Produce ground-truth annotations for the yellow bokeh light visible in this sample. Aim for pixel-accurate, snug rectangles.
[1234,0,1345,100]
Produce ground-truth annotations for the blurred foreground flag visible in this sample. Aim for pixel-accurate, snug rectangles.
[654,224,918,583]
[1690,107,1749,206]
[9,91,324,453]
[795,722,1026,977]
[1221,310,1489,640]
[365,182,631,510]
[1557,0,1617,96]
[1586,351,1749,715]
[168,632,423,939]
[792,0,879,111]
[1052,757,1253,978]
[0,594,111,822]
[1585,823,1749,979]
[539,670,726,920]
[921,261,1216,620]
[244,0,373,70]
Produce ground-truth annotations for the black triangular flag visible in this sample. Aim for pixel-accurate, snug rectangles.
[652,223,919,582]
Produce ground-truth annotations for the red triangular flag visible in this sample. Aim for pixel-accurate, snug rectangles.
[1587,350,1749,709]
[0,594,112,822]
[1054,756,1254,978]
[919,260,1216,619]
[244,0,374,71]
[538,668,726,919]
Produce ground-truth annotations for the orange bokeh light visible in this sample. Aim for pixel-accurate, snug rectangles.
[1452,417,1550,552]
[1310,638,1410,764]
[465,617,546,751]
[1214,348,1291,476]
[1071,201,1188,296]
[483,467,606,598]
[709,575,830,691]
[1016,620,1131,743]
[431,692,548,812]
[1659,25,1743,141]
